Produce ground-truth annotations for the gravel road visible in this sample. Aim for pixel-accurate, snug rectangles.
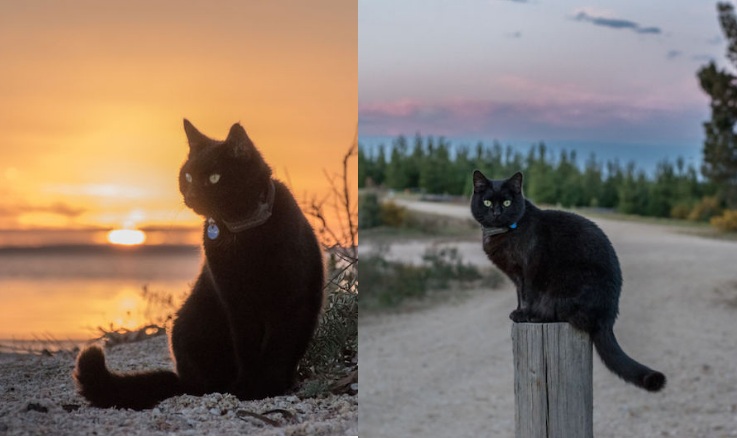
[359,201,737,437]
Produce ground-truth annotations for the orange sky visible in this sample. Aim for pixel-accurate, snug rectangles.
[0,0,356,235]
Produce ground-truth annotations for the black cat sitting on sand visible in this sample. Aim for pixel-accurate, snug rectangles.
[74,120,324,409]
[471,170,665,392]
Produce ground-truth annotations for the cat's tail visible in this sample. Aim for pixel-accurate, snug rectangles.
[74,346,183,410]
[591,326,666,392]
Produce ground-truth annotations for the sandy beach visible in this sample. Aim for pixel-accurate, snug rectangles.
[0,335,357,435]
[360,201,737,437]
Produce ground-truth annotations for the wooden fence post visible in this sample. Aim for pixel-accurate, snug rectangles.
[512,323,593,438]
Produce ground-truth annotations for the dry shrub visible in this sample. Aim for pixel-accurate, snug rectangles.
[688,196,723,222]
[711,209,737,231]
[379,201,407,227]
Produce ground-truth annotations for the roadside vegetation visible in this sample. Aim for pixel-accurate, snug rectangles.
[360,245,502,310]
[360,137,736,231]
[359,193,503,310]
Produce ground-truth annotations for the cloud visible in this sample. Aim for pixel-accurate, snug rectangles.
[691,54,715,63]
[573,11,661,35]
[666,50,682,60]
[43,183,153,199]
[0,202,85,219]
[358,97,705,143]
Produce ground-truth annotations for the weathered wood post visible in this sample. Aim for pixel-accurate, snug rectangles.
[512,323,593,438]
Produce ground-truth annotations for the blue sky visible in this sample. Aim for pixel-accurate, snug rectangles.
[359,0,728,149]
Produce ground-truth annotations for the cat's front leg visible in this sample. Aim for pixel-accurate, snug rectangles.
[510,282,533,322]
[509,308,533,322]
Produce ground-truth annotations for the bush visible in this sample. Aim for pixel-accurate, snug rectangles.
[688,196,723,222]
[361,245,501,309]
[670,202,693,220]
[711,209,737,231]
[299,289,357,375]
[358,192,381,229]
[359,249,427,307]
[379,201,407,228]
[421,247,482,289]
[297,247,358,397]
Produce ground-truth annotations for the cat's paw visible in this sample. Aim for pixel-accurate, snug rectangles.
[509,309,531,322]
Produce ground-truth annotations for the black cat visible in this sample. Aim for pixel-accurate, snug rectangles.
[471,170,665,392]
[74,119,324,409]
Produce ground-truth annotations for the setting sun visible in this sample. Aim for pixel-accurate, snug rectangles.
[107,229,146,246]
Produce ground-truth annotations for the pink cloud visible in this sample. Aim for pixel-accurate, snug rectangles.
[359,96,705,143]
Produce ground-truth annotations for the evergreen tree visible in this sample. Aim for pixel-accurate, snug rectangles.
[374,144,387,186]
[601,160,623,208]
[405,134,424,189]
[525,143,556,204]
[454,145,473,195]
[386,135,409,190]
[648,160,676,217]
[358,145,369,188]
[618,162,649,214]
[582,153,604,207]
[556,150,584,207]
[419,137,454,194]
[697,2,737,208]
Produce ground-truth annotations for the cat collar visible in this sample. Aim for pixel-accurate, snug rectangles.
[482,222,517,238]
[207,180,276,239]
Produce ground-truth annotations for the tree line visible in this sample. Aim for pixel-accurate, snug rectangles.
[359,135,720,220]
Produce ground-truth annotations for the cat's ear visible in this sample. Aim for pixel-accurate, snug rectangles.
[183,119,211,156]
[507,171,524,193]
[472,170,489,193]
[225,123,254,158]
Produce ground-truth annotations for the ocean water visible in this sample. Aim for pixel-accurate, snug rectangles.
[0,245,203,347]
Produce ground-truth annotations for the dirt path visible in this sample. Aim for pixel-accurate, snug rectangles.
[359,201,737,437]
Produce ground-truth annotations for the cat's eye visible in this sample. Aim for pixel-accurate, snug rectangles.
[185,173,192,183]
[209,173,221,184]
[483,200,492,207]
[503,200,512,207]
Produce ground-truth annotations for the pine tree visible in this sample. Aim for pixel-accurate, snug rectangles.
[358,145,369,188]
[374,144,387,186]
[698,2,737,208]
[386,135,409,190]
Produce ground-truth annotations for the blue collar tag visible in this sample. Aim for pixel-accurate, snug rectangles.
[207,218,220,240]
[509,222,518,229]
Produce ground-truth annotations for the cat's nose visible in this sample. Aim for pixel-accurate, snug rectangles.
[184,190,197,206]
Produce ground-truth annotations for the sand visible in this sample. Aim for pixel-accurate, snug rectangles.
[360,200,737,437]
[0,335,357,435]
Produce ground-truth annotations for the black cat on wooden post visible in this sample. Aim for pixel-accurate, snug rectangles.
[471,170,665,436]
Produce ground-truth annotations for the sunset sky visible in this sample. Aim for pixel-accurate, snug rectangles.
[359,0,726,156]
[0,0,356,235]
